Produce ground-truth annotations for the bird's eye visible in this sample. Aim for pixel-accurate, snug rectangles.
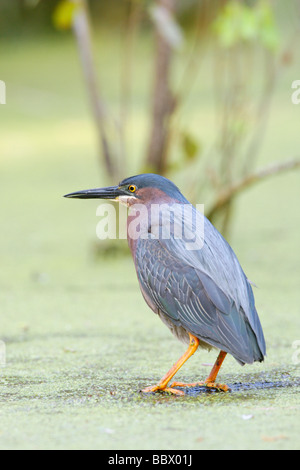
[128,185,136,193]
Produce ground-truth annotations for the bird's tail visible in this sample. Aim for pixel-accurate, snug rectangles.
[245,320,265,364]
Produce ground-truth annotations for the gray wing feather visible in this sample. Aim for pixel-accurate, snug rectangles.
[135,204,266,364]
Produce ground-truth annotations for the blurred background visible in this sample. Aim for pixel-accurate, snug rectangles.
[0,0,300,450]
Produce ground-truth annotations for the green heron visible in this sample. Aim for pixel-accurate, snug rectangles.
[65,174,266,395]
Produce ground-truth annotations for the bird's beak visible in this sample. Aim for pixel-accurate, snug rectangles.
[64,185,124,201]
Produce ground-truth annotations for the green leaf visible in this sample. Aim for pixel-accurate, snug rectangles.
[213,2,242,48]
[212,0,279,52]
[181,132,200,161]
[52,0,79,31]
[257,1,280,52]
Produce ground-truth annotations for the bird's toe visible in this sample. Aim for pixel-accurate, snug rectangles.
[141,384,184,396]
[169,380,231,393]
[204,382,231,392]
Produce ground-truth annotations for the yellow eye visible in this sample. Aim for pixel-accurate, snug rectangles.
[128,185,136,193]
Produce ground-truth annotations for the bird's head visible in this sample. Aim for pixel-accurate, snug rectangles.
[64,173,188,206]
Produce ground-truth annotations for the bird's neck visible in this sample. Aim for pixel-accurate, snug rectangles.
[126,195,186,259]
[126,201,151,260]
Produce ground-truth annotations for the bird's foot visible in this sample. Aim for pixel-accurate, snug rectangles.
[141,384,185,396]
[170,381,231,393]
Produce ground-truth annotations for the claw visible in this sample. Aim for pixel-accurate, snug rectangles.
[141,348,229,396]
[206,382,231,392]
[141,385,185,396]
[170,381,230,393]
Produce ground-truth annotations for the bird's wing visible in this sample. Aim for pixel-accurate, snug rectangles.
[135,204,266,364]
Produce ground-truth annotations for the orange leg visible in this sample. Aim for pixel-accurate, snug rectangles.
[142,333,199,396]
[170,350,230,392]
